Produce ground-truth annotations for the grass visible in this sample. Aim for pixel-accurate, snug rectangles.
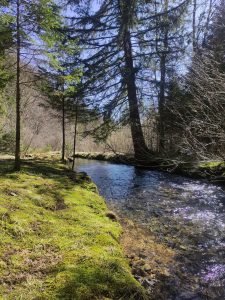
[0,157,146,299]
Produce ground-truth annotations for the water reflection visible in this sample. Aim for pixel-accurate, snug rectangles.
[75,159,225,299]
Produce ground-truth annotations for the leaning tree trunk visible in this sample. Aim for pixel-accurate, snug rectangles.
[15,0,21,171]
[123,29,149,160]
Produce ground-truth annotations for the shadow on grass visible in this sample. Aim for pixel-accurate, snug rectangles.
[57,264,146,300]
[0,158,74,184]
[0,159,15,174]
[0,158,85,210]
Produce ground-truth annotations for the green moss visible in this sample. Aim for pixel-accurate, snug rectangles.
[0,158,145,299]
[199,161,225,169]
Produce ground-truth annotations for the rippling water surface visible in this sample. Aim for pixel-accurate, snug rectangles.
[75,159,225,299]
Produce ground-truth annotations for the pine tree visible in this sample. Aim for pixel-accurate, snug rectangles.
[140,0,188,151]
[38,35,82,162]
[0,0,61,170]
[68,0,151,160]
[68,0,190,159]
[0,16,12,90]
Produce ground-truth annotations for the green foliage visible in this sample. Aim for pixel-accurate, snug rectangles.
[0,158,146,299]
[38,35,88,126]
[0,18,12,52]
[0,132,15,153]
[0,0,63,61]
[0,17,12,89]
[0,63,10,89]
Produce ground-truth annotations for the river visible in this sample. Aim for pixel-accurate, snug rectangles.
[75,158,225,300]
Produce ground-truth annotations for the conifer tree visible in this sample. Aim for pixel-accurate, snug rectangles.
[39,36,81,162]
[68,0,150,159]
[68,0,189,159]
[0,0,61,170]
[0,15,12,90]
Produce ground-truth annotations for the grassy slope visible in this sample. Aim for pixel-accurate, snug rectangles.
[0,158,145,300]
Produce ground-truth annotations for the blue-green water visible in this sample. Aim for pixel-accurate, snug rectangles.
[75,159,225,300]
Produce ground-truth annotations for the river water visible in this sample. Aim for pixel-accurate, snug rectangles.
[75,158,225,300]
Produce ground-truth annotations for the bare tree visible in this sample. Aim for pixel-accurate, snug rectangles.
[174,54,225,159]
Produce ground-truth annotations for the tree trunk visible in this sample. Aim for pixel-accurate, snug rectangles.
[15,0,21,171]
[61,92,66,162]
[203,0,212,47]
[158,45,167,153]
[72,98,79,170]
[158,0,168,153]
[123,29,149,160]
[192,0,197,52]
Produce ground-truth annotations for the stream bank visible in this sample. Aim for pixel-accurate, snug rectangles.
[75,158,225,300]
[120,217,175,299]
[73,152,225,184]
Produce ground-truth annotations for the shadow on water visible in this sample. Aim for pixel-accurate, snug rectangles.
[74,158,225,300]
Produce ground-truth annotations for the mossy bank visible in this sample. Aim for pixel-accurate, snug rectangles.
[0,157,146,299]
